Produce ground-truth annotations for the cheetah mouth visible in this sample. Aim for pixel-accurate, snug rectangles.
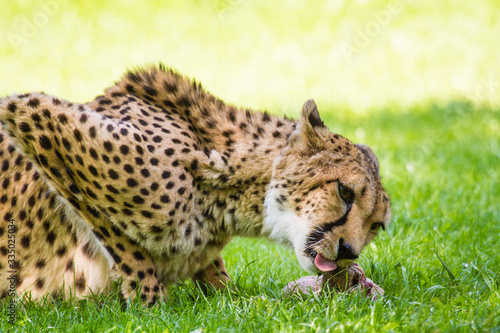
[305,250,338,272]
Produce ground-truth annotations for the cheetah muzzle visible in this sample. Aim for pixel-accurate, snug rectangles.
[0,64,390,304]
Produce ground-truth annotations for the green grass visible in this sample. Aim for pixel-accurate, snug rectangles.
[1,0,500,332]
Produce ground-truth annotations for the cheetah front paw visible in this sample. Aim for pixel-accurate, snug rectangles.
[119,268,167,305]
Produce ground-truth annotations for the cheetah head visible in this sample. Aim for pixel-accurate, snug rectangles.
[263,100,391,274]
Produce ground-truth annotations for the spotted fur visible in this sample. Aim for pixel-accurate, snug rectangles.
[0,65,390,303]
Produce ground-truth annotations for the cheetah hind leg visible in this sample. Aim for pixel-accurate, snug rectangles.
[192,256,231,293]
[0,94,167,305]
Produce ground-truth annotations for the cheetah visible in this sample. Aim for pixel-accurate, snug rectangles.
[0,65,390,304]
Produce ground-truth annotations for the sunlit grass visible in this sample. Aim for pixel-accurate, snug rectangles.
[1,0,499,332]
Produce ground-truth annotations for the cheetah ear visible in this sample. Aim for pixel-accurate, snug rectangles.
[356,144,380,175]
[289,99,328,153]
[302,99,326,129]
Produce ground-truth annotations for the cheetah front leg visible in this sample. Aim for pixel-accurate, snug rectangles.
[82,212,167,304]
[192,255,231,292]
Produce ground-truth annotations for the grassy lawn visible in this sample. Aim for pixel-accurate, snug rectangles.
[1,0,499,332]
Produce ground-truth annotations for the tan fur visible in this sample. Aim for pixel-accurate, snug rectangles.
[0,65,390,303]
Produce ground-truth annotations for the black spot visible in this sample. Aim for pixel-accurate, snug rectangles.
[130,281,137,290]
[75,155,84,165]
[27,98,40,108]
[132,196,145,204]
[89,148,99,160]
[31,113,41,122]
[46,231,56,245]
[58,114,68,123]
[262,112,271,122]
[50,167,62,178]
[120,145,129,155]
[35,278,45,290]
[121,263,133,275]
[185,224,192,236]
[3,178,11,189]
[73,129,83,142]
[141,210,153,218]
[228,110,236,123]
[62,138,71,151]
[18,122,31,133]
[108,169,119,179]
[127,178,138,187]
[150,225,163,233]
[39,135,52,150]
[15,155,24,166]
[68,184,80,194]
[103,141,113,153]
[144,85,158,96]
[89,166,98,176]
[105,194,116,203]
[165,148,174,156]
[81,242,96,258]
[7,102,17,112]
[56,246,67,257]
[190,159,198,171]
[89,126,97,138]
[99,226,111,238]
[133,251,145,261]
[42,108,52,119]
[124,164,134,174]
[20,235,30,248]
[106,184,119,194]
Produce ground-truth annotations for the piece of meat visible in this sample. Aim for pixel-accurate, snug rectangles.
[283,263,384,299]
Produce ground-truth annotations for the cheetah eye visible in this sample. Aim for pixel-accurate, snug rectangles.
[370,222,385,231]
[338,183,354,205]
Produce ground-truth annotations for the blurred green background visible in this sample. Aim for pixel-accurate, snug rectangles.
[1,1,499,331]
[1,0,499,113]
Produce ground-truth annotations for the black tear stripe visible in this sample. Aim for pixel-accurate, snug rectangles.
[322,203,352,233]
[304,204,352,257]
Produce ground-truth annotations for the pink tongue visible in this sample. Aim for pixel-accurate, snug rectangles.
[315,254,338,272]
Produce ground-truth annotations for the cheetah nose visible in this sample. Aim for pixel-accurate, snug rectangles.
[337,238,358,260]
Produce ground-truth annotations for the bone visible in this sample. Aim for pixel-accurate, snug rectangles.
[282,263,384,299]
